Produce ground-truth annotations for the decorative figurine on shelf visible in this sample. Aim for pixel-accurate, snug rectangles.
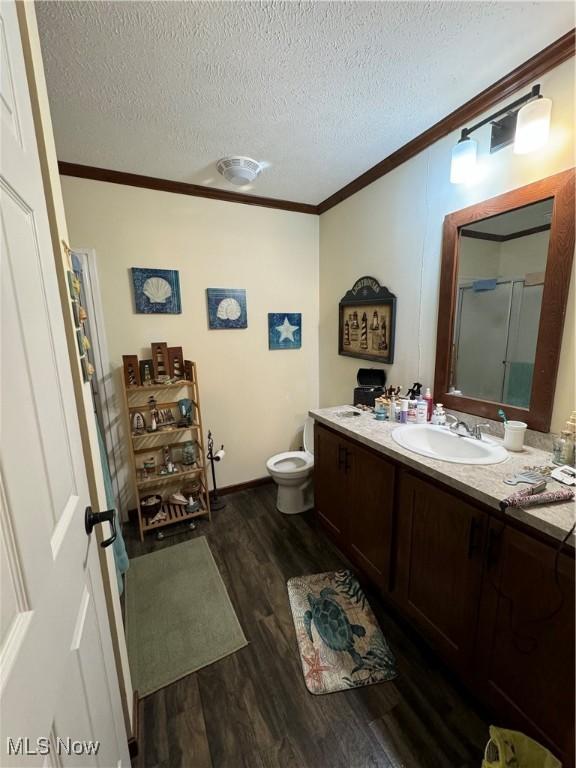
[142,457,156,477]
[168,346,184,379]
[181,441,196,466]
[148,395,159,432]
[122,354,141,387]
[151,342,169,380]
[163,445,176,474]
[132,411,146,434]
[177,398,193,427]
[207,430,226,510]
[168,492,188,506]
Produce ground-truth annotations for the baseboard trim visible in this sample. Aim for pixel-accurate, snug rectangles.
[126,477,273,523]
[218,476,273,496]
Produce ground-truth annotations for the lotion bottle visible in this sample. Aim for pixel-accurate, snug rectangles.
[416,399,427,424]
[400,399,408,423]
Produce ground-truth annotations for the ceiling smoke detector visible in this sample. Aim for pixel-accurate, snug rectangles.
[216,156,262,186]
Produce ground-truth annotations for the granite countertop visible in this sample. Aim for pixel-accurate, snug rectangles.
[310,406,575,547]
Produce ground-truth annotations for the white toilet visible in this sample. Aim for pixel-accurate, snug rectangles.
[266,419,314,514]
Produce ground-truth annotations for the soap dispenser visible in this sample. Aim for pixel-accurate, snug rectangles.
[431,404,446,426]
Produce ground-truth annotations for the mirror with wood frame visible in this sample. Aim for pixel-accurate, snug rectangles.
[434,168,574,432]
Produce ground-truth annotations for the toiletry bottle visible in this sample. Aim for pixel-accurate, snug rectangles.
[389,397,397,422]
[406,400,416,424]
[400,399,408,424]
[432,404,446,426]
[560,429,575,465]
[424,387,434,421]
[416,399,427,424]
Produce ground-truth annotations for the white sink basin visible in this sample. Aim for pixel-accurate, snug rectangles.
[392,424,508,465]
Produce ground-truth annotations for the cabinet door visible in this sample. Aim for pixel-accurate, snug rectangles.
[314,425,347,542]
[346,441,395,590]
[475,523,575,766]
[395,472,486,672]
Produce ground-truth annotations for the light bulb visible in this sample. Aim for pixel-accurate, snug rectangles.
[514,97,552,155]
[450,137,477,184]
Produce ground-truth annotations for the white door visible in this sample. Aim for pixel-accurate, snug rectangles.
[0,3,129,766]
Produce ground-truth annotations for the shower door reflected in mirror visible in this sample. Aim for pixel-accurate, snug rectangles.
[452,198,551,408]
[435,169,574,432]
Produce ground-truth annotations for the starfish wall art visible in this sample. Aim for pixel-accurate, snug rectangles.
[268,313,302,350]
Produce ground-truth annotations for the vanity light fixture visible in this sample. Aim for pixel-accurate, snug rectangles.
[450,84,550,184]
[450,136,478,184]
[514,95,552,154]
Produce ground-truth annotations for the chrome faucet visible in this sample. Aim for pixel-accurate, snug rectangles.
[471,423,490,440]
[449,420,473,437]
[449,419,490,440]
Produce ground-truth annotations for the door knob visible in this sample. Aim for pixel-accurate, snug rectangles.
[85,506,117,548]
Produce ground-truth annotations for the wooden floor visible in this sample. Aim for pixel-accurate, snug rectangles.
[125,484,489,768]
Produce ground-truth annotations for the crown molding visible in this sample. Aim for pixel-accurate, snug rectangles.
[57,162,319,215]
[317,29,576,214]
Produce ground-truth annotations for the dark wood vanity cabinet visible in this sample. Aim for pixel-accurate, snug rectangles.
[314,425,394,589]
[474,522,575,764]
[395,473,486,673]
[314,425,346,540]
[346,440,395,589]
[313,422,575,765]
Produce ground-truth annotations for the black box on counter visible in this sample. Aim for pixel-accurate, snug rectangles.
[353,368,386,407]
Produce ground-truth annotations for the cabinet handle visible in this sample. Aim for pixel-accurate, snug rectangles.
[337,445,345,471]
[467,517,482,559]
[344,448,351,473]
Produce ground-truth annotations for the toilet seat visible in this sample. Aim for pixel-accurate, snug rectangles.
[266,418,315,514]
[266,450,313,475]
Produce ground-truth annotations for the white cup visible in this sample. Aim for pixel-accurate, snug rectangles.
[504,421,527,452]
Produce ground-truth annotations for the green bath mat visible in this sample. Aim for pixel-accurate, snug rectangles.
[126,537,247,696]
[287,570,397,695]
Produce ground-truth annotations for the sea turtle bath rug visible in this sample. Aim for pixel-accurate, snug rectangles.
[287,569,397,695]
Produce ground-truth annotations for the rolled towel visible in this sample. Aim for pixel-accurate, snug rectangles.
[500,486,574,510]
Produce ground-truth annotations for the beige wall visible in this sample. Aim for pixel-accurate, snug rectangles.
[460,230,549,279]
[499,230,549,278]
[459,237,501,279]
[319,58,575,433]
[61,178,319,500]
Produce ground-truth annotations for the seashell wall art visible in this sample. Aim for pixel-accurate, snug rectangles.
[206,288,247,329]
[132,267,182,314]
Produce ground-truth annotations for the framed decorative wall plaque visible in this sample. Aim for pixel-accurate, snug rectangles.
[132,267,181,314]
[206,288,247,329]
[338,276,396,364]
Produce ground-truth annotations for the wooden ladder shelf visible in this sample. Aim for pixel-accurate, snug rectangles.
[122,362,211,540]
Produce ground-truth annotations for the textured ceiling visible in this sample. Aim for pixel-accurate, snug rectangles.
[467,198,553,235]
[36,1,574,205]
